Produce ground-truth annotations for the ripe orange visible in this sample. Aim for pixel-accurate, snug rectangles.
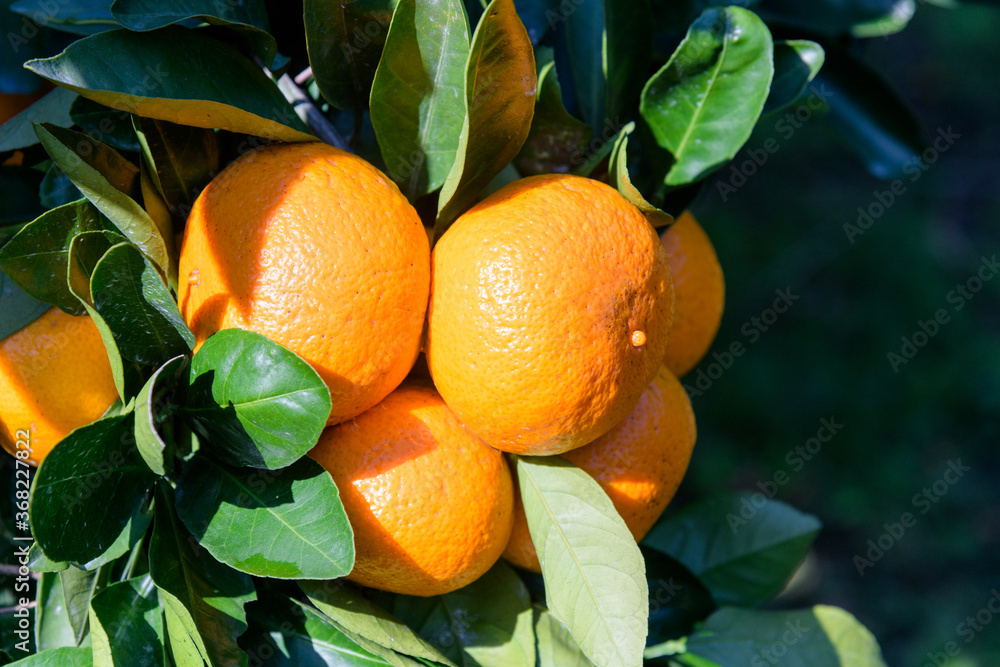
[503,366,696,572]
[0,308,119,466]
[659,211,724,377]
[427,174,674,456]
[309,383,514,596]
[177,142,430,425]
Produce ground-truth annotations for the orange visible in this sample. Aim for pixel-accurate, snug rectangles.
[0,308,119,466]
[309,383,514,596]
[177,142,430,425]
[503,365,696,572]
[427,174,674,456]
[659,211,724,377]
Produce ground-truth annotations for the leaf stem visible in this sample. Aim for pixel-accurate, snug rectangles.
[273,72,349,151]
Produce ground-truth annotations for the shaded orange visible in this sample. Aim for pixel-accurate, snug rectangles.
[309,383,514,596]
[503,366,696,572]
[427,174,674,456]
[177,142,430,425]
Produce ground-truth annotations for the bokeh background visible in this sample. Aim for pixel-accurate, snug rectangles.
[675,4,1000,664]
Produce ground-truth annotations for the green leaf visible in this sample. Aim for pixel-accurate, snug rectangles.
[435,0,536,229]
[69,97,142,154]
[754,0,900,34]
[8,0,116,35]
[608,124,672,227]
[25,27,314,142]
[390,561,535,667]
[29,413,155,568]
[185,329,332,470]
[34,123,171,277]
[300,580,454,667]
[149,486,256,667]
[5,647,93,666]
[640,7,774,186]
[28,543,69,573]
[814,46,929,180]
[134,356,188,477]
[133,116,220,217]
[369,0,469,201]
[305,0,398,110]
[34,573,76,650]
[673,606,887,666]
[112,0,278,66]
[604,0,652,125]
[0,165,45,226]
[562,0,604,132]
[763,40,825,116]
[59,566,102,646]
[0,87,76,153]
[515,456,647,667]
[851,0,916,37]
[89,576,167,667]
[0,272,50,341]
[513,47,591,176]
[533,608,590,667]
[39,164,82,210]
[89,243,194,366]
[174,455,354,579]
[642,546,716,647]
[642,493,821,607]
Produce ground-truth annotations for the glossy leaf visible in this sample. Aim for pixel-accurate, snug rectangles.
[534,608,590,667]
[4,648,93,666]
[0,88,75,152]
[8,0,116,35]
[436,0,536,229]
[369,0,469,200]
[34,573,76,651]
[672,606,887,666]
[29,413,155,568]
[89,576,167,667]
[515,456,647,667]
[305,0,398,110]
[300,580,453,667]
[69,96,142,153]
[0,273,50,341]
[513,46,591,176]
[562,0,604,132]
[59,566,102,645]
[643,494,821,607]
[174,455,354,579]
[185,329,331,470]
[26,27,314,142]
[763,40,825,115]
[608,124,672,227]
[28,543,69,573]
[815,45,929,179]
[134,356,187,476]
[133,116,220,217]
[149,487,256,667]
[604,0,652,124]
[112,0,278,65]
[390,561,535,667]
[34,123,171,276]
[852,0,917,38]
[89,243,194,367]
[640,7,774,186]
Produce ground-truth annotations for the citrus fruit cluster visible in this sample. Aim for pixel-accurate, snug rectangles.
[1,141,725,597]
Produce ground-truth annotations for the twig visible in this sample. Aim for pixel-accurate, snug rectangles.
[274,73,349,151]
[294,66,313,86]
[0,602,37,614]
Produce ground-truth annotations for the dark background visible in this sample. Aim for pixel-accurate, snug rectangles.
[676,4,1000,664]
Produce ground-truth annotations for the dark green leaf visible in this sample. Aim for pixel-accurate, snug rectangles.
[852,1,916,38]
[59,566,102,645]
[515,456,647,667]
[643,493,821,607]
[604,0,652,124]
[642,546,715,647]
[39,164,81,210]
[0,88,75,153]
[133,116,220,217]
[69,96,142,153]
[149,487,256,667]
[300,580,453,667]
[608,123,672,227]
[640,7,774,186]
[34,573,76,650]
[185,329,331,470]
[5,647,93,666]
[755,0,899,34]
[814,46,929,180]
[9,0,116,35]
[89,243,194,366]
[763,40,825,116]
[89,576,167,667]
[370,0,469,200]
[112,0,278,66]
[36,123,139,198]
[25,27,314,142]
[390,561,535,667]
[0,273,50,341]
[134,356,188,477]
[562,0,604,132]
[0,166,45,225]
[305,0,397,110]
[436,0,536,229]
[29,413,155,568]
[668,606,887,666]
[174,455,354,579]
[533,608,589,667]
[513,47,591,176]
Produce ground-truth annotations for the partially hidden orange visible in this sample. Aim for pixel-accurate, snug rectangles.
[177,142,430,425]
[427,174,674,456]
[503,366,696,572]
[309,383,514,596]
